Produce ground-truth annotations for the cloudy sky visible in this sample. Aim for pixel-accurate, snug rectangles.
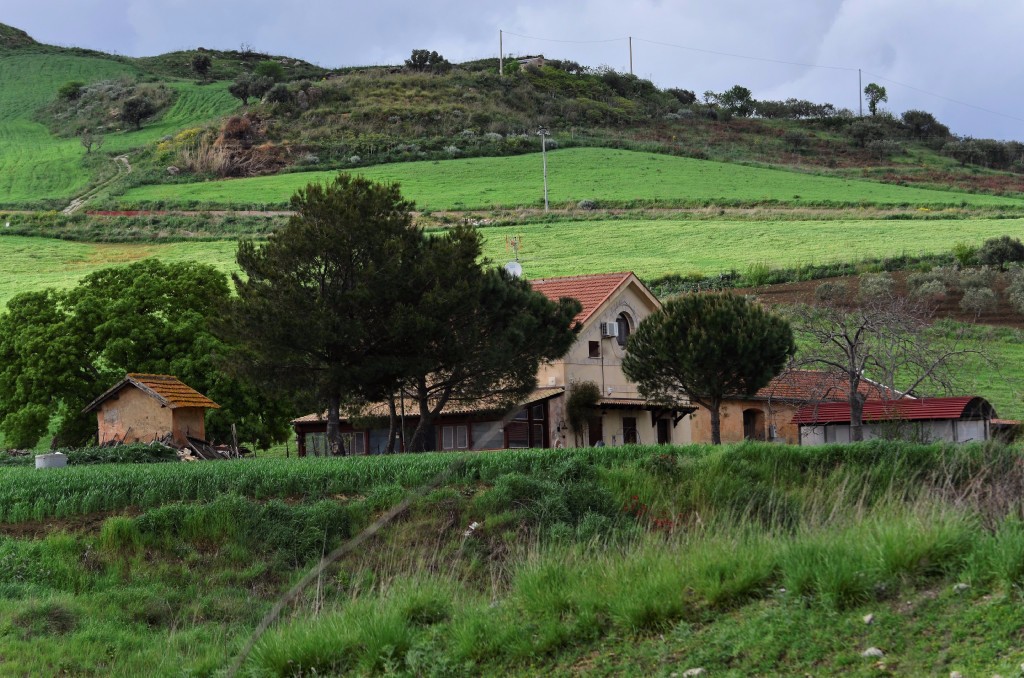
[5,0,1024,140]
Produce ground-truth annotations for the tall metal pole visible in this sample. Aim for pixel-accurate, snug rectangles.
[629,36,633,75]
[499,30,504,76]
[858,69,863,117]
[538,127,550,212]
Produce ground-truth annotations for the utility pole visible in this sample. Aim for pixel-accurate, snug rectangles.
[858,68,863,117]
[629,36,633,75]
[537,127,550,212]
[499,30,504,76]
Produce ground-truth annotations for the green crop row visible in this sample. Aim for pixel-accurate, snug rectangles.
[118,147,1024,211]
[0,441,1014,524]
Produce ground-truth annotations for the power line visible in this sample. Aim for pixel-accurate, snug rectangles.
[863,71,1024,126]
[633,37,857,73]
[500,29,627,45]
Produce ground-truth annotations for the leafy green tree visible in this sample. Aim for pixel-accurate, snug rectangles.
[977,235,1024,271]
[719,85,754,117]
[191,53,212,81]
[120,95,156,130]
[901,109,950,143]
[622,293,795,444]
[863,82,887,116]
[402,225,581,451]
[0,260,289,449]
[404,49,450,73]
[254,60,285,82]
[230,175,424,455]
[229,75,253,104]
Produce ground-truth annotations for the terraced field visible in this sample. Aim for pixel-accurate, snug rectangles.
[119,147,1024,210]
[0,52,237,206]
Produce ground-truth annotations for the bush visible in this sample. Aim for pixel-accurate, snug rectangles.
[978,236,1024,271]
[960,287,996,317]
[264,83,292,104]
[911,279,946,301]
[858,272,894,301]
[958,267,996,290]
[951,242,978,268]
[253,60,284,82]
[815,281,849,303]
[576,199,597,210]
[57,81,85,101]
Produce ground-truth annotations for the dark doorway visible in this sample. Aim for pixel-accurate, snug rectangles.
[588,416,603,446]
[743,408,766,441]
[623,416,638,444]
[656,418,670,444]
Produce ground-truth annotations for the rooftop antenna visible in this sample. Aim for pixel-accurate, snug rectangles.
[503,235,523,278]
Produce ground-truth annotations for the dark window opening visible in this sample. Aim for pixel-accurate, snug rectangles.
[616,312,632,347]
[588,340,600,358]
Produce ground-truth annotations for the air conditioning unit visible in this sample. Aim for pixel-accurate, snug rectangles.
[599,322,619,338]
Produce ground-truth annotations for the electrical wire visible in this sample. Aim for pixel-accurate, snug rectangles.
[862,71,1024,126]
[501,29,627,45]
[633,37,857,72]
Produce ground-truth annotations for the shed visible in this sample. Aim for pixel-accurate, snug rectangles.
[83,373,220,445]
[793,396,995,445]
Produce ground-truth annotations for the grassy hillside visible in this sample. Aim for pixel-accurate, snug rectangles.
[3,442,1024,675]
[118,147,1024,210]
[0,53,134,205]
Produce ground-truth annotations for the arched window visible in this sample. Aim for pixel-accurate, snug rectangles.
[616,312,632,347]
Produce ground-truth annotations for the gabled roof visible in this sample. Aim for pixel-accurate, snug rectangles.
[529,272,647,325]
[754,370,900,403]
[83,373,220,414]
[792,397,995,426]
[292,387,565,425]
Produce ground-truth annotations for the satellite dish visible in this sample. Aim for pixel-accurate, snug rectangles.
[503,261,523,278]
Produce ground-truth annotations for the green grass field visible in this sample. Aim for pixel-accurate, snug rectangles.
[118,147,1024,210]
[0,52,237,205]
[6,218,1024,304]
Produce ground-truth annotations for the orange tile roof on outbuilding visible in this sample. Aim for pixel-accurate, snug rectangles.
[754,370,899,403]
[529,272,634,325]
[83,373,220,413]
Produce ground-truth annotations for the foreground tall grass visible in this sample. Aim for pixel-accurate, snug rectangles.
[5,441,1024,675]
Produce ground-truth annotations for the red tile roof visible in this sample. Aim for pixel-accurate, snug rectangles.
[791,397,994,425]
[754,370,897,403]
[83,373,220,413]
[530,272,635,325]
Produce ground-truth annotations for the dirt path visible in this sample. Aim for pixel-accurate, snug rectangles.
[62,154,132,216]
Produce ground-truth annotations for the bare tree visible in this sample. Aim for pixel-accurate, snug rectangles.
[790,291,984,441]
[80,129,104,154]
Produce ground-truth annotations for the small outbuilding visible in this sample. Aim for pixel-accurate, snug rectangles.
[793,396,996,445]
[83,373,220,446]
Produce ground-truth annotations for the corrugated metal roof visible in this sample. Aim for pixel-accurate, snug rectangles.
[292,387,565,424]
[792,397,993,425]
[529,272,635,325]
[83,373,219,413]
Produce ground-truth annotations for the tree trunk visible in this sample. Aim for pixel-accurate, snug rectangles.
[325,394,347,456]
[407,377,434,452]
[385,395,397,454]
[849,390,866,442]
[709,400,722,445]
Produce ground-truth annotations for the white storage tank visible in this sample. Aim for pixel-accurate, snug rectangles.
[35,453,68,470]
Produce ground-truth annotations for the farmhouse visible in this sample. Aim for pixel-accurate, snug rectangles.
[793,396,997,445]
[292,272,696,454]
[691,370,899,445]
[83,373,219,446]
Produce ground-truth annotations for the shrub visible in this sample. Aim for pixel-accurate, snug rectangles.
[960,287,996,317]
[958,267,996,290]
[858,272,894,301]
[978,236,1024,271]
[253,60,284,82]
[815,281,849,303]
[951,241,978,268]
[57,81,85,101]
[576,199,597,210]
[912,279,946,301]
[264,83,292,104]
